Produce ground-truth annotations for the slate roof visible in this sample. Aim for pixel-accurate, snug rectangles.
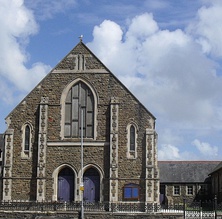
[158,161,220,183]
[209,161,222,175]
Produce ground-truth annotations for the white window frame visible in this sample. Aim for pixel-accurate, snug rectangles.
[173,185,180,196]
[187,185,193,195]
[21,122,33,158]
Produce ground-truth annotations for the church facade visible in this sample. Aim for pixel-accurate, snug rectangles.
[1,41,159,203]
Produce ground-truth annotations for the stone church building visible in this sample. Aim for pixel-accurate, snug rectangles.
[1,40,159,204]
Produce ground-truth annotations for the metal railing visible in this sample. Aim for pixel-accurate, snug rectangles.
[0,199,220,215]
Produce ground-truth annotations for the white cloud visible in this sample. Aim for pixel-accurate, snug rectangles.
[192,139,218,157]
[126,13,159,41]
[88,12,222,128]
[0,0,37,38]
[159,129,184,146]
[87,11,222,160]
[88,13,160,78]
[89,20,123,59]
[0,0,50,102]
[187,2,222,57]
[158,144,182,160]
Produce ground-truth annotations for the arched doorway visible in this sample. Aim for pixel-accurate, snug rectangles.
[83,167,100,202]
[58,167,74,202]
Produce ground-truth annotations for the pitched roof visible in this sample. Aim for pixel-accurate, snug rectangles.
[158,161,220,183]
[209,161,222,175]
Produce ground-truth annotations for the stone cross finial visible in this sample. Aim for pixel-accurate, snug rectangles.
[79,35,83,42]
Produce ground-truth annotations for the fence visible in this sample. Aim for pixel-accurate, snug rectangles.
[0,199,221,215]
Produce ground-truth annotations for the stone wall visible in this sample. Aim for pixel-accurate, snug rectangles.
[0,211,184,219]
[3,42,158,203]
[164,184,211,204]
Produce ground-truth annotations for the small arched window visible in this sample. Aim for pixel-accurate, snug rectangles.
[126,122,138,159]
[64,81,94,138]
[21,123,32,158]
[130,125,135,151]
[24,125,30,151]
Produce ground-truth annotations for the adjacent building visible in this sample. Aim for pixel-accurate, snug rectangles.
[209,161,222,203]
[159,161,220,205]
[1,41,159,203]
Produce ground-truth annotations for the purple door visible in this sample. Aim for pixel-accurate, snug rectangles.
[58,168,74,202]
[83,168,100,202]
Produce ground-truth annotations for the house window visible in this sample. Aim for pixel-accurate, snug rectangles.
[187,185,193,195]
[126,123,138,159]
[64,82,94,138]
[173,185,180,195]
[21,123,32,158]
[123,184,140,201]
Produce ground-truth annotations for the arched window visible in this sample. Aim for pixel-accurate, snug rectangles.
[64,82,94,138]
[130,125,135,151]
[123,183,140,201]
[126,122,138,159]
[24,125,30,151]
[21,123,32,158]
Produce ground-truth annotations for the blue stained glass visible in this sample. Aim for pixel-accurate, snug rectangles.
[124,184,140,200]
[132,188,138,197]
[124,188,131,198]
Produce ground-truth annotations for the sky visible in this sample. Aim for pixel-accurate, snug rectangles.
[0,0,222,161]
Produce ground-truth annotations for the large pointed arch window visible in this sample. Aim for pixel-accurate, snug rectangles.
[64,82,94,138]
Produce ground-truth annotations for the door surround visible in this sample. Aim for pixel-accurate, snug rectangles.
[78,164,104,202]
[52,164,77,201]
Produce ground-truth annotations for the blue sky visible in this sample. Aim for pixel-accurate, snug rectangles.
[1,0,222,160]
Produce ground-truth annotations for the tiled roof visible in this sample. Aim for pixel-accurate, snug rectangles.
[158,161,220,183]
